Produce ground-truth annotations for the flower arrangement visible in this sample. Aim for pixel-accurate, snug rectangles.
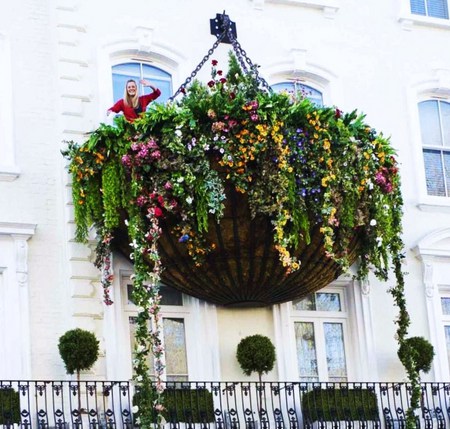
[63,53,420,428]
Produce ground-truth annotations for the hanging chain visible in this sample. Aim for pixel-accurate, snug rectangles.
[169,31,226,101]
[170,13,272,101]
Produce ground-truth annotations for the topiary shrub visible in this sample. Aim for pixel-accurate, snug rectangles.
[236,334,276,383]
[133,387,215,423]
[58,328,100,380]
[302,388,379,423]
[0,388,20,425]
[398,336,435,374]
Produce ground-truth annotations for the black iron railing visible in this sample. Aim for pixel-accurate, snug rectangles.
[1,381,450,429]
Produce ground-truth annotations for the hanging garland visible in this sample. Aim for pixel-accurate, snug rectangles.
[62,53,420,428]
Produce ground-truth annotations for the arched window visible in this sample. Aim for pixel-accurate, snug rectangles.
[418,99,450,196]
[410,0,449,18]
[271,81,323,106]
[112,62,172,104]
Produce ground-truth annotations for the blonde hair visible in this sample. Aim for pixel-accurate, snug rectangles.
[123,79,139,108]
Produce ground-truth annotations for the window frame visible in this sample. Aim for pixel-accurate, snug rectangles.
[111,61,173,105]
[0,34,19,181]
[121,273,191,381]
[271,80,324,106]
[290,287,352,382]
[418,98,450,198]
[399,0,450,29]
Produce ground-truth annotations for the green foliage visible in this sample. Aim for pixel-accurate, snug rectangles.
[58,328,100,375]
[0,388,20,425]
[134,388,215,423]
[302,388,379,422]
[236,334,276,379]
[398,336,435,374]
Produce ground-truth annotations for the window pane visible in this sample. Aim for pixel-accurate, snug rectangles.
[445,326,450,369]
[163,318,188,381]
[316,293,341,311]
[293,294,315,311]
[441,298,450,315]
[127,283,183,306]
[129,316,154,372]
[272,82,323,106]
[419,101,442,147]
[444,152,450,195]
[427,0,449,18]
[441,101,450,147]
[295,322,319,381]
[324,322,347,382]
[411,0,426,14]
[423,149,446,196]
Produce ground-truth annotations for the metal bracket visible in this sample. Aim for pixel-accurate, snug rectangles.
[210,12,237,44]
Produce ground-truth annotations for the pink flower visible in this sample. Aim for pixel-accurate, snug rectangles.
[207,80,215,88]
[220,78,227,84]
[157,195,164,206]
[164,181,172,190]
[212,59,218,66]
[151,150,161,159]
[136,195,147,207]
[154,207,163,217]
[217,70,223,76]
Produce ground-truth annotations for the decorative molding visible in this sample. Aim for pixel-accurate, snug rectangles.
[0,167,20,181]
[361,278,371,296]
[0,222,37,237]
[254,0,339,16]
[135,26,154,53]
[422,258,435,298]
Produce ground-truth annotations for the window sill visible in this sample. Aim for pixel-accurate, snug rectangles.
[0,165,20,181]
[417,197,450,213]
[399,13,450,30]
[254,0,339,17]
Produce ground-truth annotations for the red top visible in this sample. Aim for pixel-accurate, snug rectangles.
[108,88,161,121]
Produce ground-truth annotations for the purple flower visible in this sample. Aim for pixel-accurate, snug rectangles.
[178,234,189,243]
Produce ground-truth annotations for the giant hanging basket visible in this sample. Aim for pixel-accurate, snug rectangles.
[64,51,403,308]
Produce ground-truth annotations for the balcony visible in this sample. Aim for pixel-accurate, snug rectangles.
[0,380,448,429]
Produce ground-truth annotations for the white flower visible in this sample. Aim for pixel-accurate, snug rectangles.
[124,219,129,226]
[370,219,377,226]
[132,405,139,413]
[376,236,383,247]
[129,239,138,249]
[175,129,182,137]
[186,196,193,204]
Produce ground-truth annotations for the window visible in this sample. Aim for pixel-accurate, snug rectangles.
[411,0,449,18]
[112,62,172,105]
[441,296,450,369]
[272,81,323,106]
[292,290,348,382]
[418,100,450,196]
[125,278,189,381]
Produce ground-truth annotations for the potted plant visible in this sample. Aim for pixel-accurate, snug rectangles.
[58,328,100,412]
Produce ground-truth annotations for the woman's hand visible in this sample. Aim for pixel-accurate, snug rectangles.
[140,79,157,90]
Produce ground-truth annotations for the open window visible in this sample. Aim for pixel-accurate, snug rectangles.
[112,62,172,105]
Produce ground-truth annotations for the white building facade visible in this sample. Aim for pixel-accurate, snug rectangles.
[1,0,450,386]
